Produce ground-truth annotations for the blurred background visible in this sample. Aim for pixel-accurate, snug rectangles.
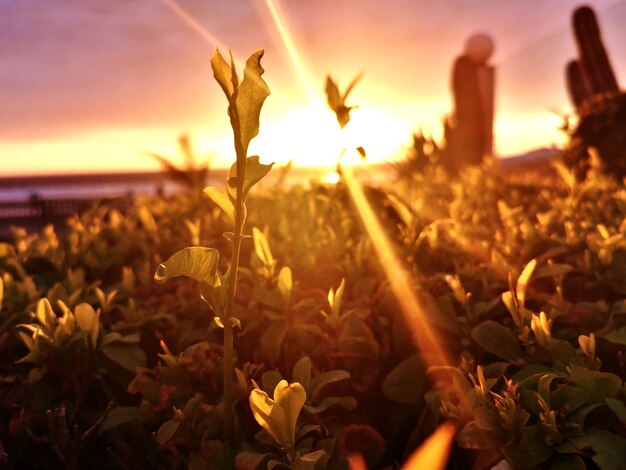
[0,0,625,175]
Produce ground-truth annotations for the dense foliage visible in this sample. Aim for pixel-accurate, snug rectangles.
[2,51,626,469]
[1,148,626,469]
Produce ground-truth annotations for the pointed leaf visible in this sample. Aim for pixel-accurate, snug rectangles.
[203,187,235,222]
[252,227,274,267]
[382,354,425,406]
[273,380,306,448]
[471,320,523,361]
[36,298,56,329]
[154,247,219,285]
[292,356,311,393]
[156,420,180,445]
[228,156,274,200]
[74,303,100,347]
[236,49,271,157]
[249,387,289,447]
[516,259,537,310]
[262,370,283,396]
[277,267,292,307]
[211,49,235,99]
[310,370,350,400]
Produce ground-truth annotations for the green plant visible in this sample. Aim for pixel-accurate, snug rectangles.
[153,48,272,446]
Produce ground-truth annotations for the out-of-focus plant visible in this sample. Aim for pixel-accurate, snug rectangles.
[145,133,212,193]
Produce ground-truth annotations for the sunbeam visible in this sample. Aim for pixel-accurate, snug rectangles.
[341,164,454,367]
[159,0,244,66]
[262,0,319,103]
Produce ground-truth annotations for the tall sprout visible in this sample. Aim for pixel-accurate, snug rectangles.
[154,49,272,443]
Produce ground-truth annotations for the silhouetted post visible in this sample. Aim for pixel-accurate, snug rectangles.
[446,33,495,169]
[566,5,620,112]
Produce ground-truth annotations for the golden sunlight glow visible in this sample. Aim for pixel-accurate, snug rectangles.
[246,102,413,167]
[342,162,481,419]
[323,171,341,184]
[263,0,318,103]
[342,163,453,365]
[402,422,456,470]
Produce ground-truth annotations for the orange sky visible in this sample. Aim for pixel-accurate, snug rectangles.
[0,0,624,175]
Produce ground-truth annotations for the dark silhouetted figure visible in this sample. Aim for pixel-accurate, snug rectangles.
[445,34,495,170]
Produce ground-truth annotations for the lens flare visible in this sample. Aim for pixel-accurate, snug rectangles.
[263,0,318,103]
[159,0,244,66]
[342,164,454,365]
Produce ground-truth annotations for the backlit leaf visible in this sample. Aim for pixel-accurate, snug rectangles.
[203,187,235,222]
[273,380,306,448]
[228,156,274,201]
[154,247,219,285]
[211,49,235,100]
[236,50,271,157]
[252,227,274,268]
[516,259,536,310]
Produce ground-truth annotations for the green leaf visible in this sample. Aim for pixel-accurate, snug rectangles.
[304,396,357,414]
[236,50,271,157]
[292,356,311,393]
[235,451,270,470]
[102,342,147,372]
[606,397,626,424]
[252,227,275,268]
[262,370,283,396]
[203,187,235,222]
[471,320,523,361]
[601,326,626,346]
[249,380,306,449]
[382,354,425,406]
[325,74,362,129]
[99,407,148,433]
[156,419,180,445]
[277,267,292,307]
[550,455,586,470]
[211,48,235,100]
[516,259,536,310]
[200,269,229,317]
[297,450,329,470]
[501,424,552,469]
[585,429,626,470]
[74,303,100,348]
[456,421,499,449]
[261,321,288,363]
[273,381,306,448]
[567,366,622,403]
[154,247,219,285]
[35,298,56,330]
[310,370,351,401]
[228,156,274,201]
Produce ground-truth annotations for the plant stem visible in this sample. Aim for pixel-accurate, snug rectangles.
[221,102,247,444]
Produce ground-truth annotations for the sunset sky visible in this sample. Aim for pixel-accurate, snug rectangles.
[1,0,625,175]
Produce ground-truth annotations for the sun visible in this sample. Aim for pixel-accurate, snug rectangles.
[246,101,414,168]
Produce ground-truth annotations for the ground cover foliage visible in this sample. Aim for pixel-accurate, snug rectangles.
[1,51,626,469]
